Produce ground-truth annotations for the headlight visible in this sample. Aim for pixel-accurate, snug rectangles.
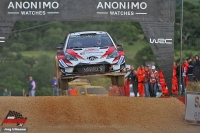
[65,53,78,61]
[107,50,118,59]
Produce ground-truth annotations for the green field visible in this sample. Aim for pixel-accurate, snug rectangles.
[21,51,56,58]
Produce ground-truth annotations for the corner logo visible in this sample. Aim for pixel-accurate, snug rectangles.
[96,2,147,16]
[1,110,27,127]
[150,38,173,44]
[7,1,59,15]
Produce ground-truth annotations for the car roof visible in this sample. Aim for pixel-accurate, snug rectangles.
[69,31,108,36]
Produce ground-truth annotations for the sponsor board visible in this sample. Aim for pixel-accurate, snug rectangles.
[185,94,200,121]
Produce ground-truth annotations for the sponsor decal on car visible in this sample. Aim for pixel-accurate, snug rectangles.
[84,48,99,52]
[83,66,103,72]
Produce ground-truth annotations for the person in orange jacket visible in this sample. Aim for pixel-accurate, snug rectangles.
[172,62,178,95]
[136,65,145,97]
[69,85,77,96]
[109,85,121,96]
[172,78,178,95]
[159,70,168,95]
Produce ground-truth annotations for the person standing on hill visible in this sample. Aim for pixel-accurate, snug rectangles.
[3,88,9,96]
[128,66,138,97]
[149,66,159,97]
[28,76,36,97]
[136,65,145,97]
[144,66,150,97]
[69,85,77,96]
[193,55,200,81]
[187,57,194,82]
[51,77,59,96]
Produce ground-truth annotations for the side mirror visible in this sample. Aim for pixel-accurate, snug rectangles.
[117,44,123,51]
[117,44,123,47]
[57,43,64,50]
[57,43,64,54]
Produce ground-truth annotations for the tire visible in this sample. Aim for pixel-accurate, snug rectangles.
[111,75,125,87]
[116,75,125,87]
[111,76,117,85]
[60,78,69,90]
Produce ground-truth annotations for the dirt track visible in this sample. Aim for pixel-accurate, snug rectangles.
[0,96,199,133]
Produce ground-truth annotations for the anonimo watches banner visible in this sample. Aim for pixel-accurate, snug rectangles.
[0,0,175,94]
[0,0,175,21]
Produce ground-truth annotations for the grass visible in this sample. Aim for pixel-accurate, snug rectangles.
[20,51,56,58]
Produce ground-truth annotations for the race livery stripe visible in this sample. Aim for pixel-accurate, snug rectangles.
[66,49,84,59]
[101,46,115,58]
[59,59,68,67]
[112,57,119,63]
[117,56,124,64]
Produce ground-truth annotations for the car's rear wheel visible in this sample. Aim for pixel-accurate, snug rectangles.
[116,75,125,87]
[111,75,125,87]
[60,78,69,90]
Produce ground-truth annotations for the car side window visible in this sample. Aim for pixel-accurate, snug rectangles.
[80,88,86,95]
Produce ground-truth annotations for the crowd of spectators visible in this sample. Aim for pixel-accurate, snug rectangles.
[109,54,200,97]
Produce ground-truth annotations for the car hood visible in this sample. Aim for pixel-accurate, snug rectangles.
[69,46,115,58]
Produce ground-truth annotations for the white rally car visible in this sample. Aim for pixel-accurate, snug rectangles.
[57,31,125,77]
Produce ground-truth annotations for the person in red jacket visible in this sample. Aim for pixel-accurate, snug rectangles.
[149,66,159,97]
[159,70,168,95]
[136,65,145,97]
[144,66,150,97]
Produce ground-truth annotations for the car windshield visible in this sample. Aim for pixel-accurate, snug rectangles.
[87,88,108,94]
[66,34,114,48]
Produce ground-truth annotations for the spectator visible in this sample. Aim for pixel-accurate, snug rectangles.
[128,66,138,97]
[182,60,189,92]
[187,57,194,82]
[28,76,36,97]
[136,65,145,97]
[51,77,59,96]
[69,85,77,96]
[24,92,29,97]
[172,62,178,95]
[149,66,159,97]
[3,88,9,96]
[193,55,200,81]
[109,85,121,96]
[176,61,184,94]
[144,66,150,97]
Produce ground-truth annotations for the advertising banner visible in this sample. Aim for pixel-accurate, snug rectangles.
[0,0,175,22]
[140,22,174,92]
[185,93,200,121]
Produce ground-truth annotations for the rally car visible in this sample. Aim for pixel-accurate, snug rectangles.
[55,31,126,90]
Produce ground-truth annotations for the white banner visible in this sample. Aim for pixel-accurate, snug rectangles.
[185,94,200,121]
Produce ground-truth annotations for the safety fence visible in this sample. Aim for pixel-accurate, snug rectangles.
[185,91,200,125]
